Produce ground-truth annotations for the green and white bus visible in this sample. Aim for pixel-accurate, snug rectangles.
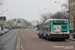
[38,19,69,41]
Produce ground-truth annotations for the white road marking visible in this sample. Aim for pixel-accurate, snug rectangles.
[0,46,7,48]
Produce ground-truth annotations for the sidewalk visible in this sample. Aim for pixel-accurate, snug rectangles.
[31,28,39,33]
[31,28,75,41]
[69,34,75,41]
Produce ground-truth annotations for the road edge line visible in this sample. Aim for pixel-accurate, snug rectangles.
[68,39,75,41]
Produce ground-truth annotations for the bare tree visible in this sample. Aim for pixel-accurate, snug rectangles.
[40,12,52,22]
[63,0,69,10]
[40,12,52,34]
[62,0,69,19]
[51,11,67,19]
[40,11,67,22]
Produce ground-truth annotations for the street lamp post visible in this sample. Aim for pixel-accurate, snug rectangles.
[54,1,63,12]
[44,8,50,13]
[6,13,10,20]
[54,1,64,19]
[44,8,52,18]
[0,3,3,5]
[39,12,43,14]
[39,12,47,37]
[0,3,3,30]
[9,15,13,20]
[6,13,10,16]
[0,10,8,30]
[9,15,13,26]
[1,10,8,16]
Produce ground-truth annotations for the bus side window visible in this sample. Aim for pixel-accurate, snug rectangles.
[49,21,51,32]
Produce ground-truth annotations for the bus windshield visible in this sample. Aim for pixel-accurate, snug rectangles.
[53,20,67,24]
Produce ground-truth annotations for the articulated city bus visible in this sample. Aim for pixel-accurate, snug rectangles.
[38,19,70,41]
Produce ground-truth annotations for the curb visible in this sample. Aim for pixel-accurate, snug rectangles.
[20,35,24,50]
[16,29,24,50]
[68,39,75,41]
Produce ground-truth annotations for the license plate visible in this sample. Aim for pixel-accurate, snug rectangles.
[59,34,62,35]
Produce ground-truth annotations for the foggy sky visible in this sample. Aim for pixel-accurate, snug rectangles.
[0,0,66,22]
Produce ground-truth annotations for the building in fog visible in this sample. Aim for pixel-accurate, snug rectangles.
[32,20,39,26]
[69,0,75,33]
[5,18,31,28]
[0,17,6,31]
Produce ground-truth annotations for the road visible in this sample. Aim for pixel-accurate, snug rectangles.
[0,29,19,50]
[31,28,75,40]
[20,29,75,50]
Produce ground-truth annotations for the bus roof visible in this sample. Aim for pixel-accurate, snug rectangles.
[38,19,68,25]
[45,19,68,23]
[46,19,68,21]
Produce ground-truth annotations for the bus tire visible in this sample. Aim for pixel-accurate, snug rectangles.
[41,34,44,39]
[38,33,39,36]
[61,39,65,41]
[46,36,50,41]
[39,36,41,38]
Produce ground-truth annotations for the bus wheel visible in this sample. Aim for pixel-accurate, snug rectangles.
[46,36,49,41]
[41,34,44,39]
[61,39,65,41]
[39,36,41,38]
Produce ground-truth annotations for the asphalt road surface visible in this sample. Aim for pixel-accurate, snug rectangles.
[20,29,75,50]
[0,29,19,50]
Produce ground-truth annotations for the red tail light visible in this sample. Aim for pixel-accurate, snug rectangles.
[65,34,68,36]
[52,34,56,36]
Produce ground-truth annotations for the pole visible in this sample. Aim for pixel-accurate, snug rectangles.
[0,3,3,5]
[0,3,3,30]
[43,19,46,36]
[54,1,63,18]
[43,21,44,35]
[9,15,13,20]
[44,8,52,18]
[2,10,8,30]
[6,13,10,16]
[1,10,8,16]
[44,8,50,13]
